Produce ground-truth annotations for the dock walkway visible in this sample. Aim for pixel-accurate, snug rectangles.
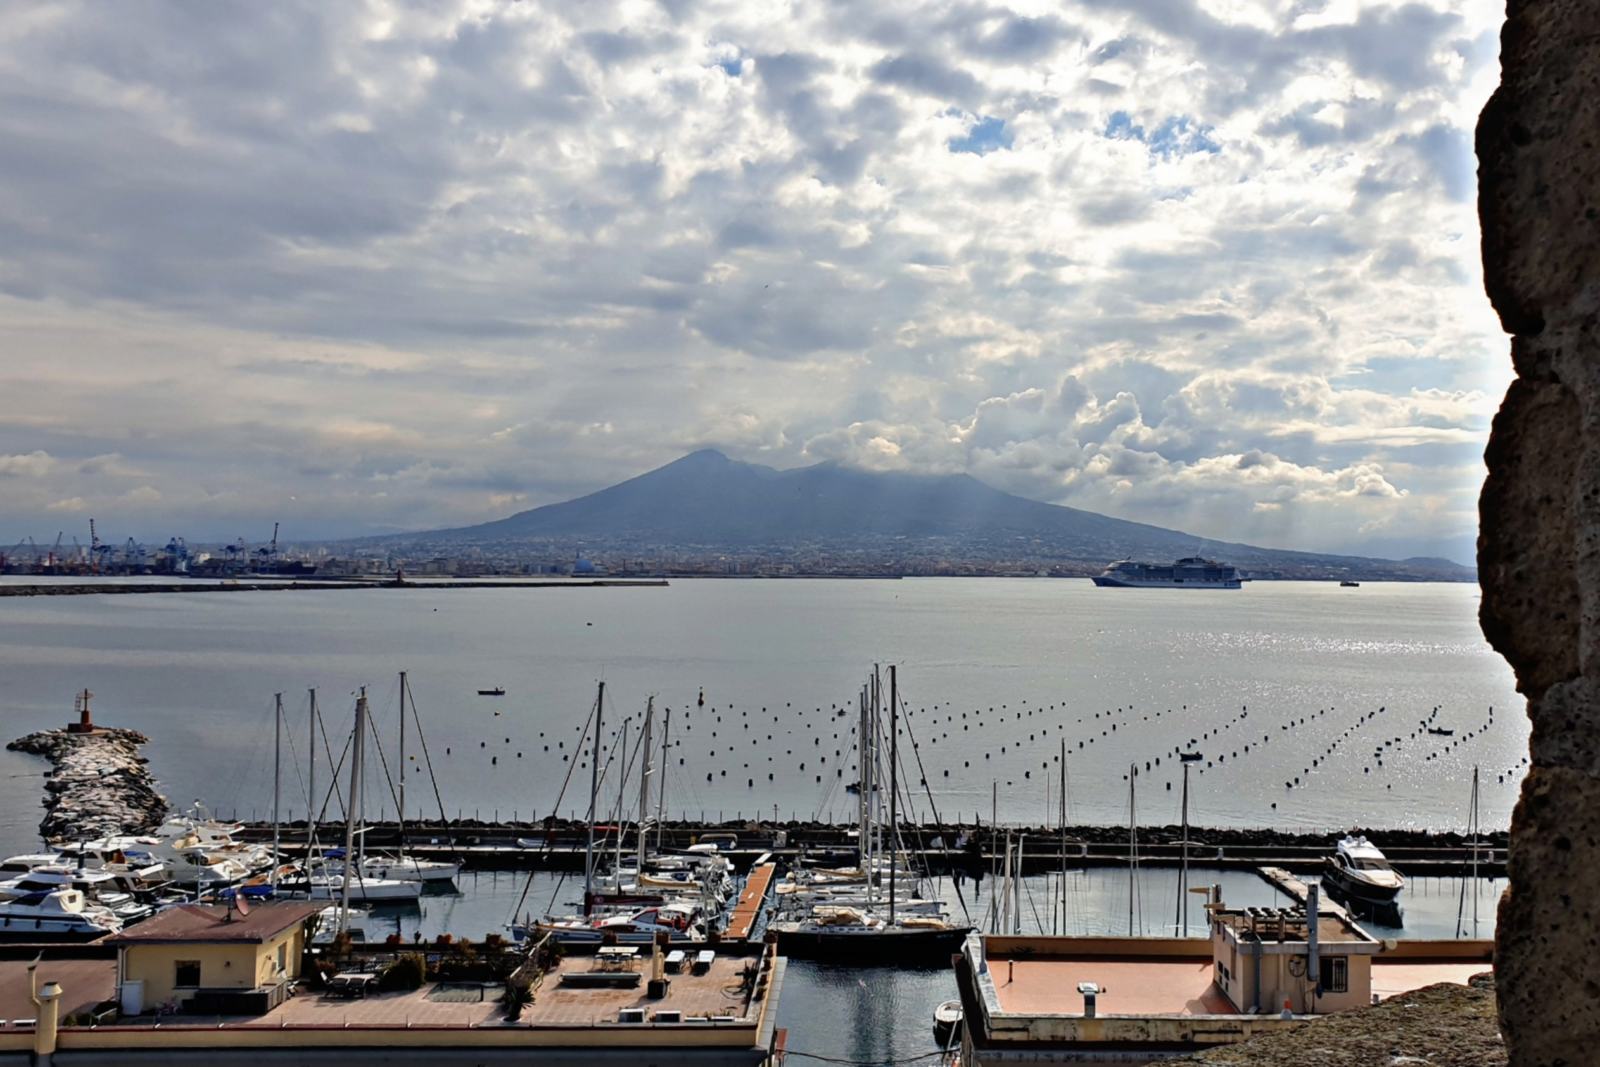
[725,862,775,941]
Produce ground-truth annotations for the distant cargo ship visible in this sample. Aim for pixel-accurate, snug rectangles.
[1092,557,1242,589]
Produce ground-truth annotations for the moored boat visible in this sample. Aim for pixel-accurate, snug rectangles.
[933,999,964,1047]
[0,888,123,940]
[1322,834,1405,905]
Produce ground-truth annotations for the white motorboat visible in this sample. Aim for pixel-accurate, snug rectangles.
[355,853,461,883]
[0,865,155,922]
[1322,835,1405,905]
[299,871,422,903]
[0,888,123,940]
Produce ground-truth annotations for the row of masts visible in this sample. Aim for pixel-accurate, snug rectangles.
[579,683,675,914]
[266,674,457,934]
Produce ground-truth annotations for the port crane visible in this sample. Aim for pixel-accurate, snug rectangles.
[255,522,279,570]
[88,519,115,574]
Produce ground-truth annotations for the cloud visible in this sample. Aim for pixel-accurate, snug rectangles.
[0,0,1506,560]
[0,451,53,478]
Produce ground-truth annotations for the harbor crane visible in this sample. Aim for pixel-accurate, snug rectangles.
[255,522,279,569]
[88,519,115,574]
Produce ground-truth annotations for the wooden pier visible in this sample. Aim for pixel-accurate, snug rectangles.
[725,862,776,941]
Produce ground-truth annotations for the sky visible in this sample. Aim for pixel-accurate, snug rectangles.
[0,0,1507,562]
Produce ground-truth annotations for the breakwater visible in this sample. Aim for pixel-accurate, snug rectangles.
[235,817,1509,876]
[0,578,668,597]
[6,727,167,841]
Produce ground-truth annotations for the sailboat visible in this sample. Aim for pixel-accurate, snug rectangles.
[519,689,729,945]
[770,665,972,963]
[290,690,420,904]
[349,672,461,884]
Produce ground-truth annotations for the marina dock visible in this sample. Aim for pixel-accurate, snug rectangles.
[726,862,776,940]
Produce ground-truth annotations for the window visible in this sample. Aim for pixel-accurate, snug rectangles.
[174,960,201,988]
[1320,956,1348,993]
[276,942,288,973]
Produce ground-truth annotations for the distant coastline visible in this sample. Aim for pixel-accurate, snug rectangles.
[0,572,1479,597]
[0,577,668,597]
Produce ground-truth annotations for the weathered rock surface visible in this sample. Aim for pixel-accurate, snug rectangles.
[7,727,167,842]
[1168,979,1504,1066]
[1476,1,1600,1063]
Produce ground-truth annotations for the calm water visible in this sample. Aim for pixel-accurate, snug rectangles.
[0,579,1522,855]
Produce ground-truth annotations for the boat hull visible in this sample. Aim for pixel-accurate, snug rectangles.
[1091,576,1242,589]
[773,924,972,964]
[1321,863,1403,905]
[0,918,118,941]
[362,861,461,883]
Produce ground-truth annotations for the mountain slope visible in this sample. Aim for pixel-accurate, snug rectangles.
[407,450,1473,579]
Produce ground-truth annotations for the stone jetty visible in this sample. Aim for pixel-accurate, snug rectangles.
[7,724,167,843]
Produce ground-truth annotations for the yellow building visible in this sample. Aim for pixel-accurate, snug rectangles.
[105,901,322,1015]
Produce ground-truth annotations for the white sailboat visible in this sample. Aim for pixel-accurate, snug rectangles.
[771,665,971,962]
[294,690,420,906]
[356,671,461,884]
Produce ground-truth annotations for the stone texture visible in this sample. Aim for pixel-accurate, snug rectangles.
[7,727,167,841]
[1167,980,1505,1066]
[1496,767,1600,1067]
[1477,2,1600,1064]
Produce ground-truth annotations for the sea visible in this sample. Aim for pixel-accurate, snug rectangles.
[0,577,1516,1064]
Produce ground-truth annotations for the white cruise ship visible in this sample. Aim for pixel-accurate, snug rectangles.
[1092,557,1243,588]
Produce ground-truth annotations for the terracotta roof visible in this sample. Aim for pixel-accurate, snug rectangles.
[105,902,324,945]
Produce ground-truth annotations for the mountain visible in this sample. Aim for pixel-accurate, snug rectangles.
[398,450,1473,580]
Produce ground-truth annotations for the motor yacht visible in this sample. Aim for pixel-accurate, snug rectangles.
[0,888,123,940]
[1322,834,1405,905]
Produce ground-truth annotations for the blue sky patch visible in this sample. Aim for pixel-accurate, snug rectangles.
[717,56,743,76]
[949,115,1013,156]
[1106,111,1220,159]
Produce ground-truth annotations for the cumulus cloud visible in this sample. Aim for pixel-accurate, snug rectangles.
[0,0,1505,561]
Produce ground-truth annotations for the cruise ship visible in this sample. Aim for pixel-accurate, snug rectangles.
[1092,557,1243,588]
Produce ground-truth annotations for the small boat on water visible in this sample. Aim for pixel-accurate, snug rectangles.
[1340,580,1360,587]
[1322,835,1405,906]
[933,999,964,1048]
[477,687,506,696]
[1428,727,1454,736]
[1178,751,1203,762]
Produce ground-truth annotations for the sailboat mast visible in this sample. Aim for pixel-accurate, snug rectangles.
[637,698,654,869]
[339,689,367,934]
[1059,739,1067,936]
[398,671,407,842]
[1014,833,1024,935]
[888,665,897,924]
[271,693,282,883]
[1471,766,1481,931]
[1127,764,1137,936]
[613,717,631,876]
[307,688,317,838]
[858,685,870,877]
[1177,761,1190,935]
[655,705,671,849]
[583,681,605,915]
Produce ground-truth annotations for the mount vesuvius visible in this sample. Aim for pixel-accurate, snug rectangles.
[375,450,1471,581]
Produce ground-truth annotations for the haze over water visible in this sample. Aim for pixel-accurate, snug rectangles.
[0,578,1519,855]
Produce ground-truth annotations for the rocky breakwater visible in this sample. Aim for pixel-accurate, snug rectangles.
[7,727,168,842]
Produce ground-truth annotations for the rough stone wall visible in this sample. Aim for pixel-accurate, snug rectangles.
[1476,2,1600,1064]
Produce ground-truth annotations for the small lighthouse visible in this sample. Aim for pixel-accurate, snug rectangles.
[67,689,96,734]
